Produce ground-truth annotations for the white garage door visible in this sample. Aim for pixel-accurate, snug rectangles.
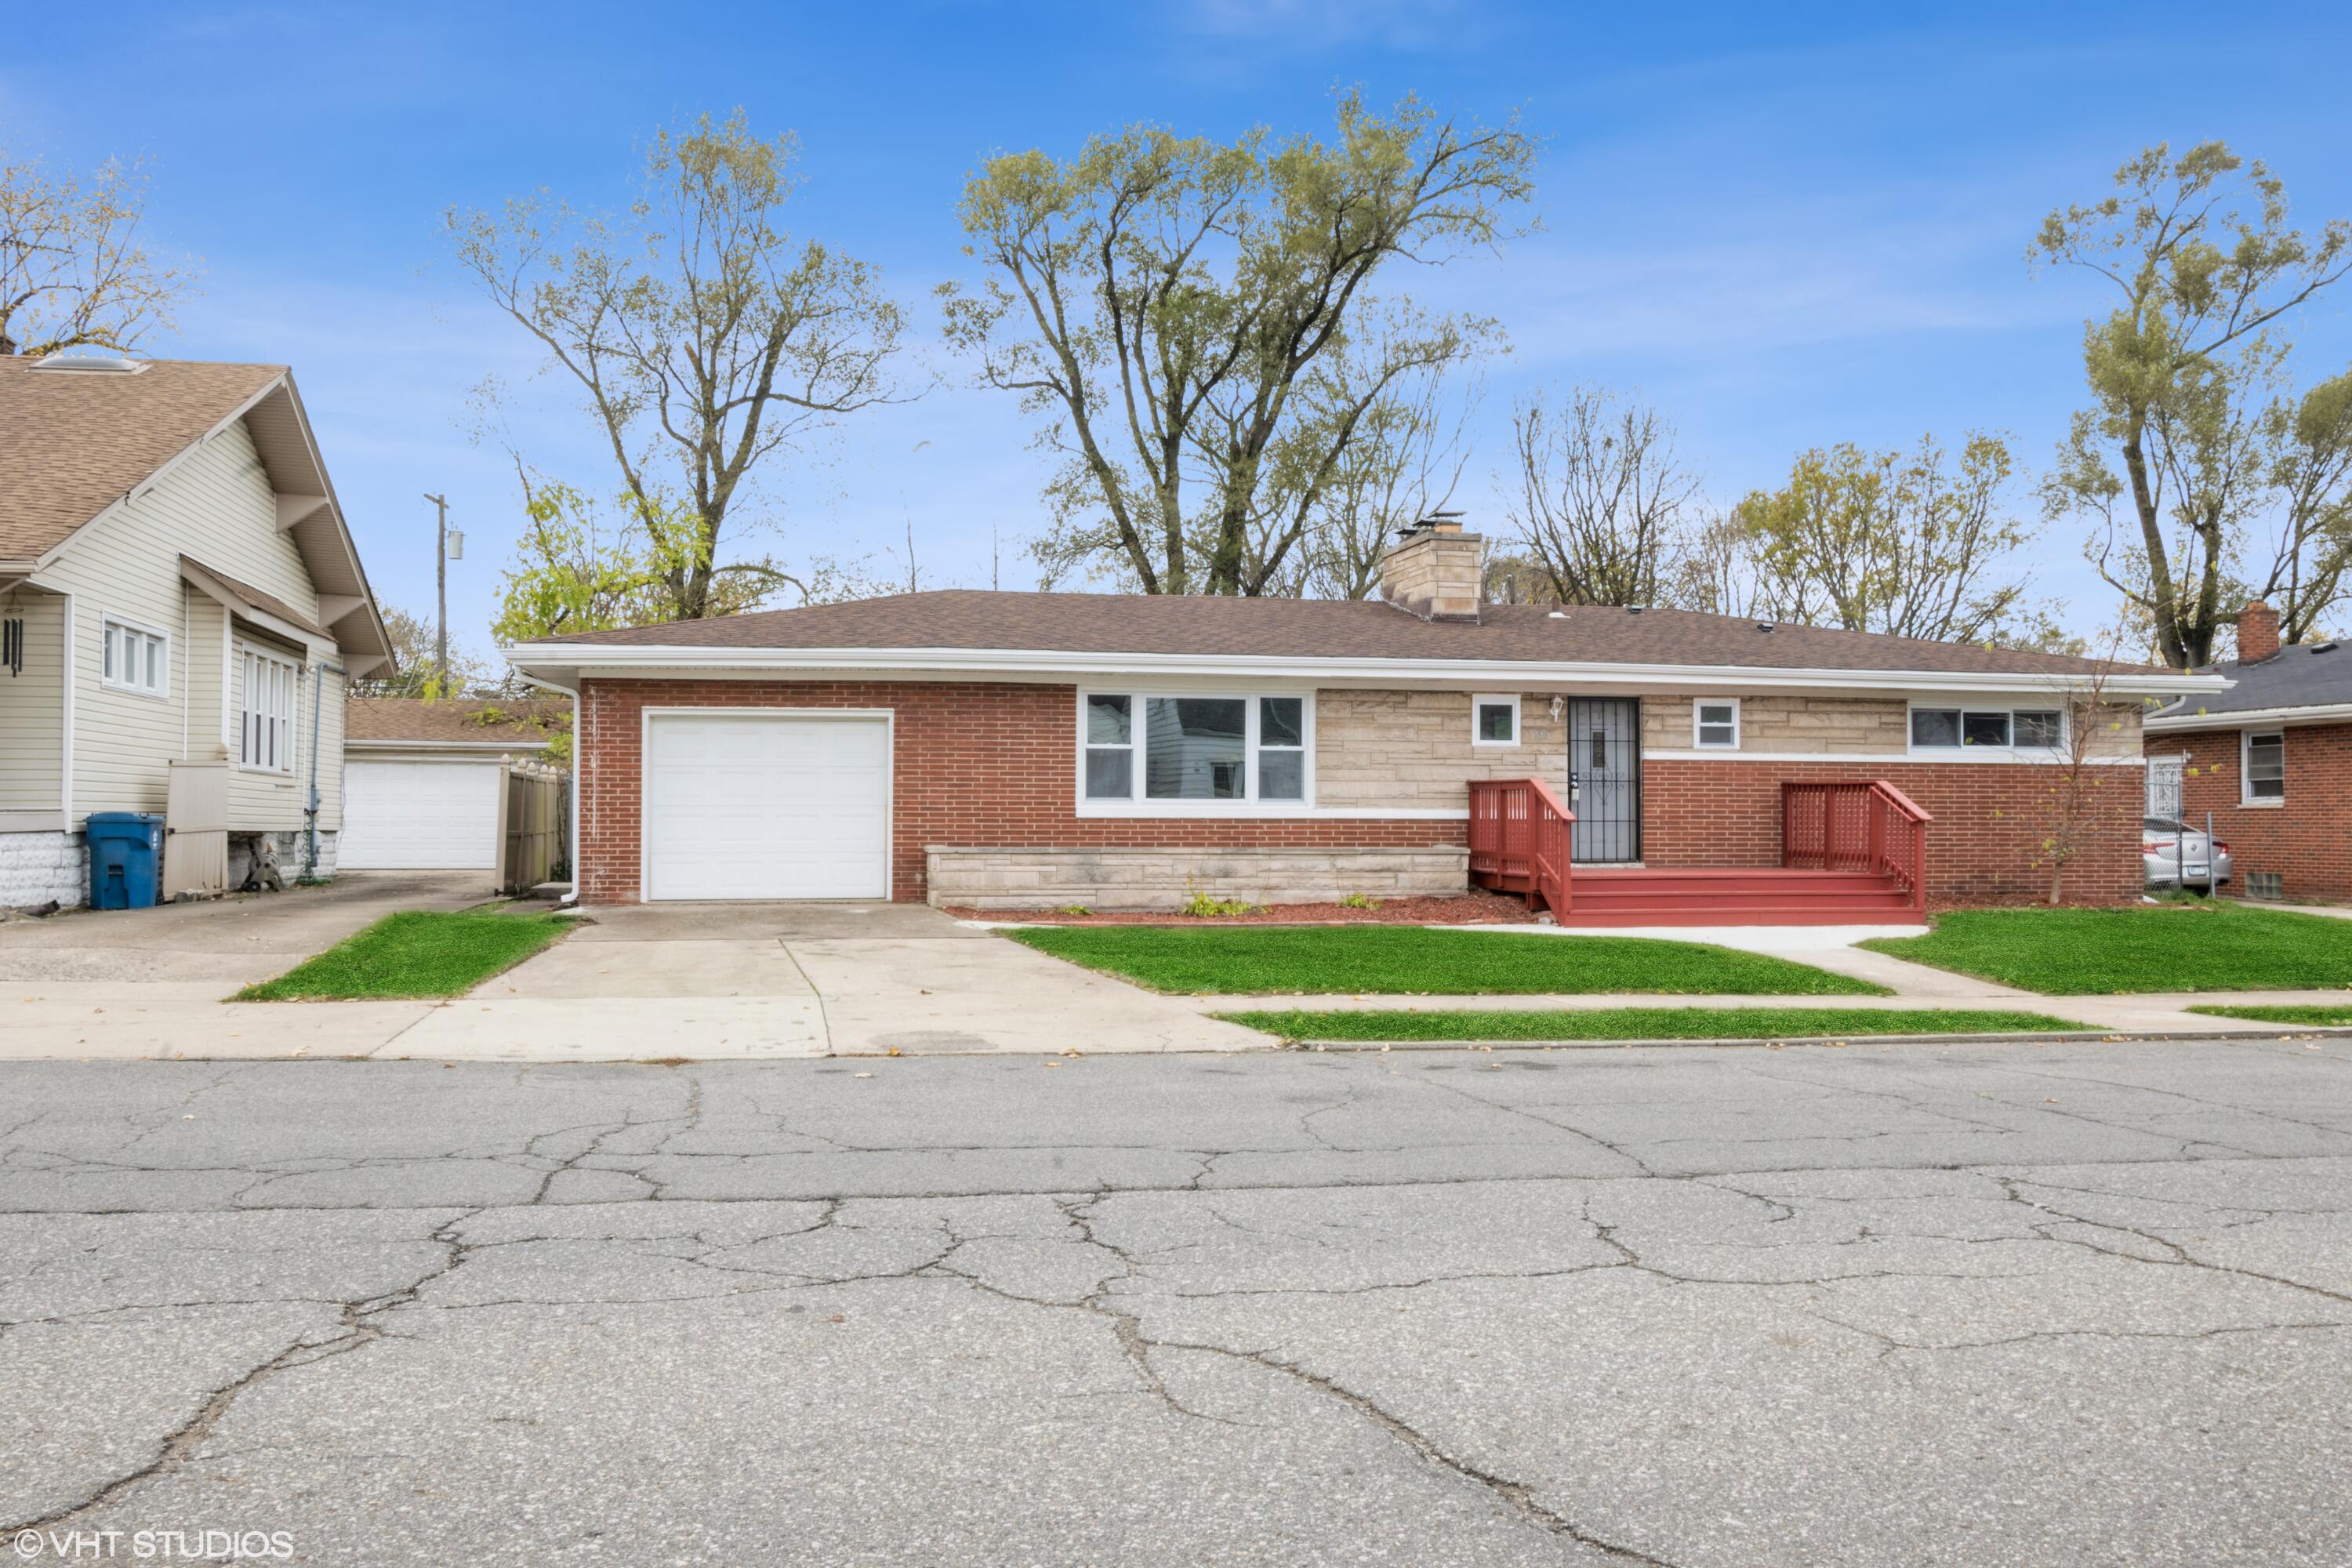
[644,713,891,900]
[340,761,502,869]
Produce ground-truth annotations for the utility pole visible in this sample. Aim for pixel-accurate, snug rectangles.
[423,492,448,695]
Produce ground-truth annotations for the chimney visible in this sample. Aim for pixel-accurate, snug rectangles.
[1378,514,1486,623]
[2238,598,2281,663]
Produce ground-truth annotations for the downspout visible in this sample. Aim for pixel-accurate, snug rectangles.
[303,659,345,880]
[517,671,581,906]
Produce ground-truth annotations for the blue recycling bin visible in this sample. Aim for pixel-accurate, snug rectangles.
[85,812,165,910]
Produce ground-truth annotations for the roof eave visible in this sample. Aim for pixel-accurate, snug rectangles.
[2146,701,2352,731]
[501,641,2221,696]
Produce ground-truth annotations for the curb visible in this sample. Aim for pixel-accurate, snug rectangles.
[1275,1026,2352,1051]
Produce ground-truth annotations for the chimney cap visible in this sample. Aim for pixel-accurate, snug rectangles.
[1399,510,1467,539]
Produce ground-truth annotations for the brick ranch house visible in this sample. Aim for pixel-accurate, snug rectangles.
[2144,597,2352,904]
[503,521,2217,924]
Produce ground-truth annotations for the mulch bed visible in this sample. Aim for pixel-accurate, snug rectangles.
[943,889,1543,927]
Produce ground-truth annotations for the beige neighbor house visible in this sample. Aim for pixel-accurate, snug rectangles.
[507,518,2216,921]
[341,695,566,873]
[0,354,392,907]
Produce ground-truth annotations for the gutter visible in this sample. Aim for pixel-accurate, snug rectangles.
[514,671,582,907]
[501,642,2227,699]
[2146,700,2352,732]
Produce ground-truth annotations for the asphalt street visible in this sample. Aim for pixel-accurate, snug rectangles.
[4,1038,2349,1566]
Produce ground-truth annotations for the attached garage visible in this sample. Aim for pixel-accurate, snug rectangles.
[340,760,502,869]
[643,710,891,900]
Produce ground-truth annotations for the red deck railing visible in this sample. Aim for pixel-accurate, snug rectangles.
[1780,781,1933,913]
[1468,778,1577,916]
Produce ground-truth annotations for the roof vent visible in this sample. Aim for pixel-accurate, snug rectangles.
[1755,619,1776,633]
[1625,604,1646,615]
[2311,640,2339,654]
[1547,610,1569,620]
[30,351,147,375]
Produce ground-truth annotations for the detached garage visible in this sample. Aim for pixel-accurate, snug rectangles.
[339,696,569,873]
[642,711,891,899]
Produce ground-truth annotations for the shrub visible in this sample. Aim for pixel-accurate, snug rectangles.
[1339,892,1379,910]
[1178,883,1252,919]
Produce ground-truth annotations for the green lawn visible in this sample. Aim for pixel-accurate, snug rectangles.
[237,909,572,1000]
[1860,904,2352,995]
[1007,924,1886,996]
[2185,1004,2352,1028]
[1217,1007,2099,1043]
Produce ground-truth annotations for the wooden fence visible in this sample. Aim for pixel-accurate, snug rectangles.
[498,765,569,896]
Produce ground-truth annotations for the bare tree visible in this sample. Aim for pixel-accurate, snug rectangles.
[1506,385,1698,606]
[0,153,196,357]
[447,111,907,621]
[2024,653,2138,905]
[2252,368,2352,643]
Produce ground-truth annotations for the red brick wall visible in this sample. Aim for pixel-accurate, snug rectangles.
[577,679,1465,903]
[1642,757,2142,906]
[2165,721,2352,901]
[579,678,2143,907]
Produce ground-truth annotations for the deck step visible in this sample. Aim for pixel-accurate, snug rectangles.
[1470,863,1921,926]
[1552,904,1924,927]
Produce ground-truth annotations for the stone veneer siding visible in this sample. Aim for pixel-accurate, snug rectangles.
[577,678,2144,909]
[927,846,1469,912]
[2161,720,2352,902]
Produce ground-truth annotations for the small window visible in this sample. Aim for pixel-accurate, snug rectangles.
[1258,697,1305,800]
[102,616,169,698]
[239,646,300,773]
[1694,699,1738,749]
[2244,731,2285,802]
[1472,695,1519,747]
[1962,711,2010,747]
[2015,710,2064,749]
[1083,694,1134,800]
[1911,709,1961,748]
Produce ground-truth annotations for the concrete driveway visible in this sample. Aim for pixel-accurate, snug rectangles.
[0,872,490,993]
[477,902,1267,1056]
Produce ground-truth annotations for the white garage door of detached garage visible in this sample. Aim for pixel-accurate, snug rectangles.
[642,711,892,901]
[340,761,503,869]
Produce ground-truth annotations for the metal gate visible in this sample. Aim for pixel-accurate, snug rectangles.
[2146,757,2183,821]
[1566,698,1641,862]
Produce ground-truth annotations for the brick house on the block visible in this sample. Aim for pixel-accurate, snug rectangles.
[503,521,2216,924]
[2143,597,2352,905]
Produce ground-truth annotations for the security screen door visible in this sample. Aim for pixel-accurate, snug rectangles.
[1566,698,1641,862]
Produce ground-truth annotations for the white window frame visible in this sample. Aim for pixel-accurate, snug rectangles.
[100,613,170,699]
[238,643,301,775]
[1692,697,1740,750]
[1906,702,2069,758]
[1471,693,1521,748]
[2241,729,2285,807]
[1076,687,1316,815]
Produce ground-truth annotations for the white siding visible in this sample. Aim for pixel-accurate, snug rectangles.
[0,592,67,822]
[226,630,309,831]
[38,419,346,833]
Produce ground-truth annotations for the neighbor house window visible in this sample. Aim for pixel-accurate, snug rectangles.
[1472,695,1519,747]
[239,646,299,772]
[1910,706,2066,751]
[1693,699,1739,749]
[2243,731,2285,803]
[1080,691,1309,806]
[102,615,168,698]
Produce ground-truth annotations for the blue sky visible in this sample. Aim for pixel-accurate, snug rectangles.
[9,1,2350,659]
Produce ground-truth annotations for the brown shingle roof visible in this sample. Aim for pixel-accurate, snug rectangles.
[180,555,328,637]
[524,590,2152,678]
[346,696,569,746]
[0,357,286,561]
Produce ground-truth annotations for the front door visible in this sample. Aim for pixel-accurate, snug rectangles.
[1566,698,1640,862]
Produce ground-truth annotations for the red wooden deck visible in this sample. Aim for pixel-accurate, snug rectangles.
[1468,778,1933,927]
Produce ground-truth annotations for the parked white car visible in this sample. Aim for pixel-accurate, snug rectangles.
[2143,816,2233,892]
